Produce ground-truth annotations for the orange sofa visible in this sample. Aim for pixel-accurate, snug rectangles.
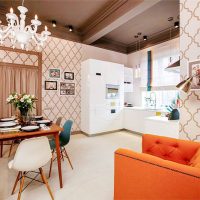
[114,134,200,200]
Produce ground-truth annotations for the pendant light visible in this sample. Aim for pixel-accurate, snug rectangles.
[135,41,139,78]
[138,39,141,78]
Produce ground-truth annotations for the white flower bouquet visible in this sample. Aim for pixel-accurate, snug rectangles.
[7,93,37,116]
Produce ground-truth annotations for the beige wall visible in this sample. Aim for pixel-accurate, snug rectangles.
[179,0,200,141]
[1,35,127,131]
[82,44,127,65]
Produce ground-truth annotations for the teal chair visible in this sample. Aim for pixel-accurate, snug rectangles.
[49,120,74,177]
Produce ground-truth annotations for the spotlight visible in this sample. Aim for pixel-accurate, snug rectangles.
[174,21,179,28]
[143,35,147,41]
[134,35,138,38]
[52,20,56,27]
[67,25,73,32]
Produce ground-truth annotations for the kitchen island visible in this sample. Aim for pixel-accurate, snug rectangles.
[145,116,179,138]
[123,107,179,138]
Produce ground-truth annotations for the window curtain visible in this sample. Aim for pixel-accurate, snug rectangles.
[0,64,40,118]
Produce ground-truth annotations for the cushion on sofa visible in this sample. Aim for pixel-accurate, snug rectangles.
[142,134,200,165]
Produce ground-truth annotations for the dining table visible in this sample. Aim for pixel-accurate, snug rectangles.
[0,123,64,188]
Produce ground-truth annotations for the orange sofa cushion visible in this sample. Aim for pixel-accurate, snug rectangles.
[142,134,200,165]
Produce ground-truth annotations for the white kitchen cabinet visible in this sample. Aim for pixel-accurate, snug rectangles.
[123,107,157,133]
[124,107,179,138]
[124,67,133,92]
[144,116,179,138]
[81,59,124,135]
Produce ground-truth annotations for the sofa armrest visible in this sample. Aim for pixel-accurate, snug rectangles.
[114,148,200,200]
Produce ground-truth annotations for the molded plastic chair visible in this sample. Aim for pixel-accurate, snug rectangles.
[8,137,54,200]
[49,120,73,177]
[55,117,62,126]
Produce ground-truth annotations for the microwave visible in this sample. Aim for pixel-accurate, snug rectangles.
[106,84,119,99]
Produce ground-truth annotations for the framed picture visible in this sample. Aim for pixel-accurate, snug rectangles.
[60,82,75,95]
[49,69,60,78]
[45,81,57,90]
[64,72,74,80]
[189,60,200,90]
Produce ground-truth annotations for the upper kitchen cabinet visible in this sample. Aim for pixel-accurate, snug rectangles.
[124,67,133,93]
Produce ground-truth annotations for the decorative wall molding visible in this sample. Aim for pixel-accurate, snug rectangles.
[0,45,42,115]
[180,0,200,141]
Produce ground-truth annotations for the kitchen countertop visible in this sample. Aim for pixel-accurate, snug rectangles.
[124,106,163,112]
[145,116,179,123]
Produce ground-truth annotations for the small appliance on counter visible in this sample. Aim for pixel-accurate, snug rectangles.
[124,102,133,107]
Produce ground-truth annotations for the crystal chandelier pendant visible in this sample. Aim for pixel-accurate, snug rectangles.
[0,3,51,50]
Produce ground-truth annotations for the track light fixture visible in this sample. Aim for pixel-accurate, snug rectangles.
[143,35,147,41]
[174,21,179,28]
[66,25,73,32]
[52,20,56,27]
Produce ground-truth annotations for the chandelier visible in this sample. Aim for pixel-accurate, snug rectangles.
[0,1,51,50]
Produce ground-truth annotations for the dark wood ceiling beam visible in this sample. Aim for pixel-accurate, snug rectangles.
[92,37,127,54]
[82,0,162,44]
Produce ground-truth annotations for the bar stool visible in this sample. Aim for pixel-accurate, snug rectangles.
[8,136,54,200]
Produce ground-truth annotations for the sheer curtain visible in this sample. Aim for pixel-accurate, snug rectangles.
[0,64,40,118]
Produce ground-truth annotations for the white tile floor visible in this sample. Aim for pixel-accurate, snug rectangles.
[0,131,142,200]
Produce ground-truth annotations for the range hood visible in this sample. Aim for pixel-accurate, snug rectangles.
[165,60,180,73]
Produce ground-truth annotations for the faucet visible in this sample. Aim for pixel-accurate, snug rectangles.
[150,92,156,108]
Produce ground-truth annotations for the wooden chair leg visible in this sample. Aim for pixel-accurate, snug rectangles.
[8,140,14,157]
[0,141,3,157]
[63,148,74,170]
[12,171,21,195]
[49,150,54,178]
[39,168,54,200]
[17,172,25,200]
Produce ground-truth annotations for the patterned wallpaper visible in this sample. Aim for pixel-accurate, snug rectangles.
[179,0,200,141]
[1,36,82,131]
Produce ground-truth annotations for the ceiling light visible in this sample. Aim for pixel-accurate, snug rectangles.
[0,4,50,50]
[66,25,73,32]
[143,35,147,41]
[52,20,56,27]
[134,35,138,38]
[137,32,142,36]
[174,21,179,28]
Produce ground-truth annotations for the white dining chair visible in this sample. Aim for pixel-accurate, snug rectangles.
[8,136,54,200]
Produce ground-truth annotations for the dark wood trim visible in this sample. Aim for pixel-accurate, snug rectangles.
[0,46,42,115]
[0,46,40,56]
[37,53,42,115]
[0,62,39,69]
[92,28,180,54]
[92,37,127,54]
